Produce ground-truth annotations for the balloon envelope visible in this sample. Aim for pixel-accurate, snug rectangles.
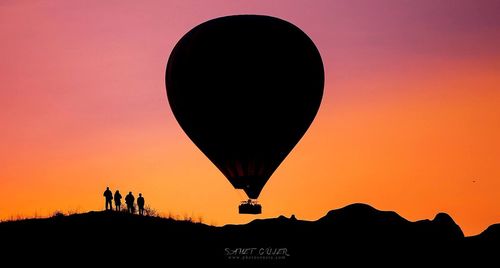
[166,15,324,199]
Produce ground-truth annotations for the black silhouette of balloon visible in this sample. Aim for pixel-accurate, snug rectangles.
[166,15,324,200]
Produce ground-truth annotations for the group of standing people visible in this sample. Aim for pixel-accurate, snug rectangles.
[103,187,146,215]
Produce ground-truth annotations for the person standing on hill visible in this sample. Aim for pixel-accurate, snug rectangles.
[103,187,113,211]
[125,191,135,214]
[114,190,122,211]
[137,193,145,216]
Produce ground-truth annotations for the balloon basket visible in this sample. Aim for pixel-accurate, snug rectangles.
[239,200,262,214]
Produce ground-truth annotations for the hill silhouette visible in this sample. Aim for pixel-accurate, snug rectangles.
[1,203,498,265]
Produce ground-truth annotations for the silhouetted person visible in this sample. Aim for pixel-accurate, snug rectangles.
[125,191,135,214]
[114,190,122,211]
[137,193,145,216]
[103,187,113,211]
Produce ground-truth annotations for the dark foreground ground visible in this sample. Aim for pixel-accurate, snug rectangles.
[1,203,498,265]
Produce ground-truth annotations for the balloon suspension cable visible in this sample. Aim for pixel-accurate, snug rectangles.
[241,198,258,205]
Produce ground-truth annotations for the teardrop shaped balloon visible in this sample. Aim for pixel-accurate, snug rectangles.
[165,15,324,212]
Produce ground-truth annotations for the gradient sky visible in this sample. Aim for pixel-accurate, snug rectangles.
[1,0,499,235]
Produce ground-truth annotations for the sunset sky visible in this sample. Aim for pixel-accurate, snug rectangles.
[1,0,499,235]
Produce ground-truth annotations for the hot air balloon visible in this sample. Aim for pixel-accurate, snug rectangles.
[165,15,324,214]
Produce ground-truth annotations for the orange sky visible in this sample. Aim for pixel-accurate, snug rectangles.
[1,0,499,235]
